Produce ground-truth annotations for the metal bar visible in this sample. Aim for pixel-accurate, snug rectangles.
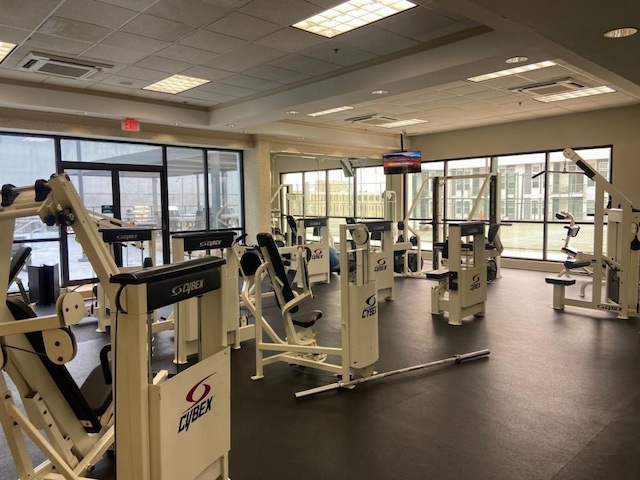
[295,349,490,399]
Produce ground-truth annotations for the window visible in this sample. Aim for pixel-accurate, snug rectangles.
[208,150,242,230]
[168,147,206,231]
[356,166,385,219]
[61,139,162,165]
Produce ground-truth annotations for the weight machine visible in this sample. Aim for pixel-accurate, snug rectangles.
[426,222,487,326]
[170,230,254,363]
[247,224,379,384]
[545,148,640,319]
[291,217,332,285]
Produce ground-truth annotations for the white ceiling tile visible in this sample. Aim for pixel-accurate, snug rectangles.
[100,75,151,89]
[240,0,322,26]
[0,25,32,45]
[464,89,514,101]
[100,31,170,54]
[256,28,325,53]
[87,83,134,94]
[42,76,93,88]
[134,56,192,74]
[205,12,281,41]
[38,16,112,43]
[205,43,287,72]
[277,71,311,84]
[155,44,219,64]
[218,74,283,91]
[441,83,489,95]
[179,30,246,54]
[122,15,198,42]
[432,96,477,106]
[83,44,148,63]
[178,88,236,103]
[199,82,259,97]
[179,65,235,82]
[337,26,419,56]
[300,42,377,66]
[145,0,231,27]
[133,89,175,101]
[242,64,298,82]
[23,33,94,56]
[98,0,157,11]
[413,23,470,43]
[55,0,138,29]
[269,53,339,76]
[375,6,455,40]
[0,0,61,30]
[117,66,170,82]
[476,75,534,90]
[517,64,577,83]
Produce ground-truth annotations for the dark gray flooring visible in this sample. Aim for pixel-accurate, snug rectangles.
[1,269,639,479]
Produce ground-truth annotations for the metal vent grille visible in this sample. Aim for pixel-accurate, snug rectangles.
[345,114,398,125]
[512,77,588,97]
[19,53,112,79]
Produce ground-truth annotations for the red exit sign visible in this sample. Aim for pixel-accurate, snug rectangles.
[122,118,140,132]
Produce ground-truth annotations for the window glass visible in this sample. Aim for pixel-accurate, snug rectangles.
[304,170,326,217]
[280,173,304,217]
[61,139,162,165]
[356,166,385,219]
[406,161,444,249]
[496,153,546,222]
[168,147,205,231]
[208,150,242,229]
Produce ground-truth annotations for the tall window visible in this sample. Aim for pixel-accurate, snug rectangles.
[208,150,242,230]
[405,161,445,249]
[356,166,385,219]
[168,147,205,231]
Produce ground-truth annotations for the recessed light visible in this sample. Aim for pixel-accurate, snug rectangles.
[467,60,557,82]
[286,110,299,114]
[372,89,388,95]
[533,86,615,103]
[227,124,236,127]
[603,27,637,38]
[380,118,427,128]
[306,106,354,117]
[77,111,88,115]
[143,74,210,94]
[0,41,17,64]
[292,0,418,39]
[505,56,528,64]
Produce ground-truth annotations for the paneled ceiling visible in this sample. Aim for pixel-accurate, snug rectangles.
[0,0,638,145]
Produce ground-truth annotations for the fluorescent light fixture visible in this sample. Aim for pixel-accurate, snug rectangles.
[380,118,427,128]
[505,56,528,64]
[143,74,210,94]
[533,86,615,103]
[0,41,16,64]
[306,106,354,117]
[467,61,557,82]
[293,0,417,38]
[604,27,637,38]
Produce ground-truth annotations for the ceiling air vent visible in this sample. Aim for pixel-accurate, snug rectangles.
[19,53,112,80]
[511,77,588,97]
[344,114,398,126]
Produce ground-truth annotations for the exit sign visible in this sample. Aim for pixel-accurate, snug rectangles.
[122,118,140,131]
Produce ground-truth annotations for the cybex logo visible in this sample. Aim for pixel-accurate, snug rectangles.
[199,240,222,248]
[597,303,622,312]
[311,248,324,260]
[115,234,138,241]
[470,274,482,291]
[361,294,377,318]
[178,374,215,433]
[374,258,387,272]
[171,279,205,296]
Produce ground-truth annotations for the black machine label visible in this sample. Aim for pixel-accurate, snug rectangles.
[178,373,216,433]
[302,217,327,227]
[146,267,220,310]
[364,221,392,232]
[470,274,482,291]
[181,231,235,251]
[374,258,387,272]
[361,294,377,318]
[101,228,153,243]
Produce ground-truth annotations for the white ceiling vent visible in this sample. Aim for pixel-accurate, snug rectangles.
[19,53,112,80]
[511,77,588,97]
[344,114,398,126]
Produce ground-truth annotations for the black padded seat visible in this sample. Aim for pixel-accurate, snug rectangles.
[545,277,576,286]
[426,269,449,280]
[564,260,591,269]
[8,245,31,286]
[292,310,322,328]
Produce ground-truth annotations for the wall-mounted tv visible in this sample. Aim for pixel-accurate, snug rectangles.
[382,150,422,174]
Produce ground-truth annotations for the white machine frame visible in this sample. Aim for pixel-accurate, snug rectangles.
[545,148,640,319]
[248,224,378,383]
[426,222,487,326]
[293,217,332,285]
[170,230,254,363]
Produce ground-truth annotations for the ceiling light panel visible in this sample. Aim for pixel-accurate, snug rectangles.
[467,61,557,82]
[533,86,615,103]
[0,42,17,64]
[306,106,354,117]
[293,0,417,38]
[143,74,210,94]
[380,118,427,128]
[603,27,637,38]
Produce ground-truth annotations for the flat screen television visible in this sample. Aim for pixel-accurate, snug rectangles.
[382,151,421,174]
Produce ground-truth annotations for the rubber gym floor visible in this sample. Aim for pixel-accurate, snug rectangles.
[1,268,639,479]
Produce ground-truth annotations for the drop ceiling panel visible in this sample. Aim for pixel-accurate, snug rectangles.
[198,82,259,98]
[0,0,61,30]
[337,26,420,56]
[121,15,198,42]
[43,76,93,88]
[179,89,237,103]
[38,17,112,43]
[299,42,377,66]
[241,64,299,82]
[256,28,325,53]
[98,0,157,11]
[205,13,281,41]
[375,6,458,41]
[239,0,322,27]
[179,65,235,82]
[145,0,231,27]
[22,33,94,56]
[219,74,284,91]
[155,44,219,64]
[134,56,192,74]
[100,31,170,55]
[100,75,152,89]
[55,0,138,30]
[205,43,288,72]
[269,53,339,76]
[84,44,148,63]
[116,66,170,82]
[179,30,247,54]
[275,71,311,84]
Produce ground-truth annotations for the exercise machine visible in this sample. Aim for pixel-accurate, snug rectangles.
[426,222,487,326]
[247,223,378,383]
[545,148,640,319]
[171,230,254,363]
[291,216,332,285]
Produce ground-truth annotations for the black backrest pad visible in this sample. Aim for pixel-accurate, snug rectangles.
[256,233,297,312]
[9,246,32,287]
[6,297,102,433]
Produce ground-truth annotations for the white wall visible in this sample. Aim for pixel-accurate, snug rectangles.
[411,103,640,205]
